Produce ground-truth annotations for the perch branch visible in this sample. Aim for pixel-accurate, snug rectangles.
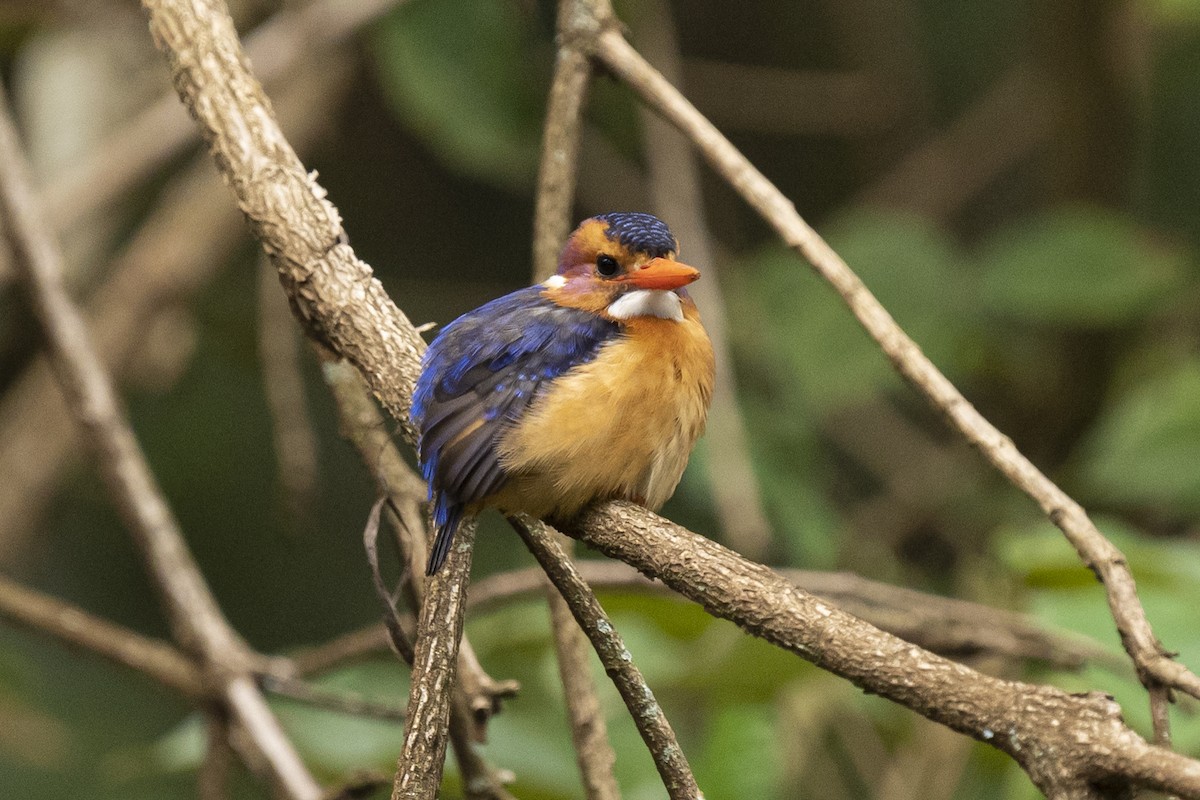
[589,14,1200,704]
[563,502,1200,799]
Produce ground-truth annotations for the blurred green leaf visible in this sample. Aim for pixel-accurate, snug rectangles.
[371,0,547,187]
[731,210,976,417]
[1150,0,1200,23]
[978,205,1185,327]
[1076,359,1200,512]
[694,704,781,800]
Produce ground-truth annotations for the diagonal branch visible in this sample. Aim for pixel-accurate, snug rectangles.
[511,516,698,799]
[588,11,1199,706]
[0,81,321,800]
[0,573,202,696]
[564,502,1200,799]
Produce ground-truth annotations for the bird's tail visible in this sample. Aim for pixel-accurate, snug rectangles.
[426,499,463,575]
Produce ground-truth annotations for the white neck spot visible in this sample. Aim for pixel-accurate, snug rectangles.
[607,289,684,321]
[542,274,567,289]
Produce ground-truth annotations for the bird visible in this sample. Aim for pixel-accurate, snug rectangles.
[411,212,715,574]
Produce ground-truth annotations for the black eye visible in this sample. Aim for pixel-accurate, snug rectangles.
[596,254,620,278]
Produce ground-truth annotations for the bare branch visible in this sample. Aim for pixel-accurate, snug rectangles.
[589,17,1200,704]
[0,79,321,800]
[565,501,1200,799]
[0,573,202,696]
[512,516,699,799]
[141,0,425,434]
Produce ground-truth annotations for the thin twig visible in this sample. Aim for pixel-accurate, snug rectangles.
[364,496,417,664]
[0,81,321,800]
[511,515,699,800]
[321,357,519,727]
[0,573,202,696]
[589,15,1200,704]
[634,0,773,560]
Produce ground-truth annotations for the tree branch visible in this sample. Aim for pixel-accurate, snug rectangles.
[511,516,699,799]
[133,0,1200,794]
[588,13,1200,705]
[0,78,321,800]
[0,573,202,696]
[392,519,476,800]
[564,502,1200,799]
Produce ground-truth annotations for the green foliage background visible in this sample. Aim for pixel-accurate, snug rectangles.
[4,0,1200,798]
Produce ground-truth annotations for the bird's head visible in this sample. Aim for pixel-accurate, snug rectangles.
[544,212,700,321]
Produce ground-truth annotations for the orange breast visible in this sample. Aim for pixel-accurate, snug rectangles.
[492,308,714,519]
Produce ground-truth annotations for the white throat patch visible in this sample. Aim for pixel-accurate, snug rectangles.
[607,289,684,322]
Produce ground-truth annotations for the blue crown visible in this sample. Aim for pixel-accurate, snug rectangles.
[593,212,677,258]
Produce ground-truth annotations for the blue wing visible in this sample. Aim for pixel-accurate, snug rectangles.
[411,286,620,573]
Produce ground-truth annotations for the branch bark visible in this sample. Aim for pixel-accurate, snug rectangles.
[564,502,1200,799]
[133,0,1200,795]
[512,516,698,800]
[0,79,321,799]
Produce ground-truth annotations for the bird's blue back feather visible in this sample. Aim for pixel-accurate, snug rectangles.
[412,286,620,573]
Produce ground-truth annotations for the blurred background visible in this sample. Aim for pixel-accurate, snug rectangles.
[2,0,1200,797]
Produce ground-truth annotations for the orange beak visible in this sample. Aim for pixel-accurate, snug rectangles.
[622,257,700,290]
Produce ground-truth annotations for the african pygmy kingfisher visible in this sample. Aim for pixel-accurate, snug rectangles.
[412,212,715,573]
